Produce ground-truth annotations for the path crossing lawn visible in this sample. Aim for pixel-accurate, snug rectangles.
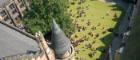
[67,0,123,60]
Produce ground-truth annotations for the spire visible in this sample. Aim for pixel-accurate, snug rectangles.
[51,19,71,58]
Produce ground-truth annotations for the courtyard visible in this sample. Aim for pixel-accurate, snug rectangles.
[67,0,123,60]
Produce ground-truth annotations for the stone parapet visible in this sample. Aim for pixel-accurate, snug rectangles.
[57,46,75,60]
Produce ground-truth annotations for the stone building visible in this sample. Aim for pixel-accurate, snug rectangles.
[0,19,75,60]
[0,0,30,28]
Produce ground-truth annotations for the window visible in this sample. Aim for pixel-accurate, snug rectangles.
[4,16,9,21]
[12,9,17,14]
[15,15,20,20]
[10,21,13,24]
[0,10,6,17]
[9,4,15,9]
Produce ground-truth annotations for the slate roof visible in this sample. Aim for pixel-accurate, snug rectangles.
[0,22,40,58]
[51,20,71,57]
[0,0,11,8]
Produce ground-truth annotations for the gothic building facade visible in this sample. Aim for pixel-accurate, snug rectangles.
[0,0,30,29]
[0,0,75,60]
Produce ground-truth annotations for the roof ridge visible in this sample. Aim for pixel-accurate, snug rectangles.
[0,21,36,40]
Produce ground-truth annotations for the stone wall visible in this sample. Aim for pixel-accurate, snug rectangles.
[129,0,140,27]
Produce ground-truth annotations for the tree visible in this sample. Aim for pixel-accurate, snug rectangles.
[23,0,75,37]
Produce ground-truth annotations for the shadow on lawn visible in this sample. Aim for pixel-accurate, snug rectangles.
[98,4,125,60]
[110,5,125,22]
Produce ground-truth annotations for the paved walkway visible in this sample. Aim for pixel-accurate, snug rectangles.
[109,1,133,60]
[102,0,132,60]
[111,6,131,59]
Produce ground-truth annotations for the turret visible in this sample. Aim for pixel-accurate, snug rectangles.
[51,19,74,60]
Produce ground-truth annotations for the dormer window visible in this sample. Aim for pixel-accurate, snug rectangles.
[9,4,15,9]
[4,16,9,21]
[12,9,17,14]
[0,10,6,17]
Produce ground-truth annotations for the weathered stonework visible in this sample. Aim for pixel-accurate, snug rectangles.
[0,0,29,28]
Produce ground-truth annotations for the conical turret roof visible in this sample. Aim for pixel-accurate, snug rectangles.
[51,19,71,57]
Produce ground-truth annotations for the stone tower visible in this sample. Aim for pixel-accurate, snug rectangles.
[51,19,75,60]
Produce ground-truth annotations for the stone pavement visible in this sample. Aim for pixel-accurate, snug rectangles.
[110,3,133,60]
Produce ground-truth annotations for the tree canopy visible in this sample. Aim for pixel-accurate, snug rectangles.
[23,0,75,37]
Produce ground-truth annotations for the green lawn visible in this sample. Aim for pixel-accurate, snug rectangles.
[67,0,123,60]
